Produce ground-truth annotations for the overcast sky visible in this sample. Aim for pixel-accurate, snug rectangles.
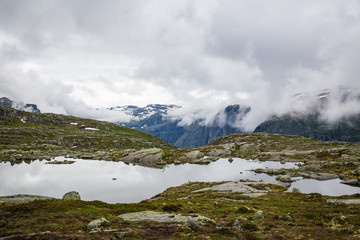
[0,0,359,129]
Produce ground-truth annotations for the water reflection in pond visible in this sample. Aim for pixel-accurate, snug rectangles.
[0,157,358,203]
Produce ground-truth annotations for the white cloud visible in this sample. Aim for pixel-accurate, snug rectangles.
[0,0,359,129]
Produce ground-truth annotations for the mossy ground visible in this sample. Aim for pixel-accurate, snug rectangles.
[1,182,360,239]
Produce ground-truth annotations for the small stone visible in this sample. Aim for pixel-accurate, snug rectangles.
[184,218,199,231]
[62,191,81,200]
[232,218,242,230]
[252,210,264,220]
[228,157,233,163]
[276,175,293,183]
[87,217,110,233]
[327,199,341,206]
[239,143,260,153]
[282,214,293,222]
[292,188,301,193]
[114,232,133,239]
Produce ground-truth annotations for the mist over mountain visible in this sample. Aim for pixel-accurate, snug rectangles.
[113,104,250,148]
[0,97,40,113]
[254,88,360,142]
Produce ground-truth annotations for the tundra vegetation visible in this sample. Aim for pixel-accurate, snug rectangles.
[1,105,360,239]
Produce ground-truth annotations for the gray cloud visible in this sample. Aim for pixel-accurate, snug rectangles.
[0,0,359,130]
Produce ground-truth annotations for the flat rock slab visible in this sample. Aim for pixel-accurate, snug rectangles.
[192,181,290,196]
[338,199,360,204]
[300,172,339,180]
[117,211,215,225]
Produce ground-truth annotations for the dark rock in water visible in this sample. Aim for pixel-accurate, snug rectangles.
[62,191,81,200]
[292,188,302,194]
[341,179,360,186]
[87,217,110,233]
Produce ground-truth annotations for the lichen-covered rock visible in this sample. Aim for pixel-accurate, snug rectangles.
[308,173,338,180]
[292,188,302,193]
[185,150,204,160]
[276,175,293,183]
[252,210,265,220]
[239,143,260,153]
[191,159,212,165]
[184,218,199,231]
[121,148,165,166]
[254,168,286,175]
[282,214,293,222]
[117,211,215,226]
[62,191,81,200]
[232,217,258,232]
[87,217,110,233]
[327,199,341,206]
[341,179,360,186]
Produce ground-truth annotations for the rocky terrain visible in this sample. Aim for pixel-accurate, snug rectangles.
[1,104,360,239]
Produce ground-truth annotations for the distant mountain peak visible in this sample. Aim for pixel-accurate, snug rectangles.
[0,97,41,113]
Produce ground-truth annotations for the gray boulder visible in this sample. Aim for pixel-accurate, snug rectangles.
[62,191,81,200]
[87,217,110,233]
[185,150,204,160]
[276,175,293,183]
[252,210,265,220]
[239,143,260,153]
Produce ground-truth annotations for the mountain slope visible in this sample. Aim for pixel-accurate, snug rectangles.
[0,97,41,113]
[253,88,360,142]
[0,105,175,165]
[118,104,250,148]
[254,113,360,142]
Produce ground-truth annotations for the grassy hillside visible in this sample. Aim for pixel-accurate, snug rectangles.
[0,105,175,163]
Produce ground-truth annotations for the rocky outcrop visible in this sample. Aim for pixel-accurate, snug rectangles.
[121,148,165,166]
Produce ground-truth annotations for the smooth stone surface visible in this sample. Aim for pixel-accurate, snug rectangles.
[117,211,215,225]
